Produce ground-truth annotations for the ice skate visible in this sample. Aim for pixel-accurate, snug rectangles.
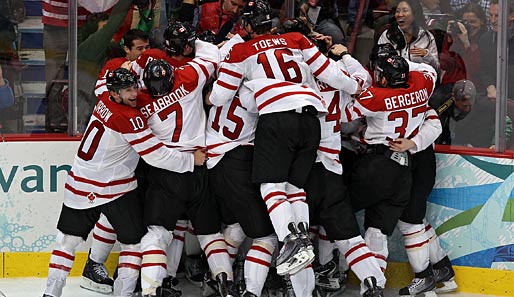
[160,276,182,296]
[314,259,346,293]
[186,255,207,288]
[399,272,437,297]
[80,257,114,293]
[433,265,457,293]
[242,290,258,297]
[297,222,314,252]
[216,272,237,297]
[362,276,384,297]
[276,223,315,276]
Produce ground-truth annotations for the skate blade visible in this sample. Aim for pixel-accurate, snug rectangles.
[435,279,458,293]
[276,250,315,276]
[399,291,437,297]
[80,276,113,294]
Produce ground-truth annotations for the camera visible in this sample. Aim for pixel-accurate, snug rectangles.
[448,20,471,34]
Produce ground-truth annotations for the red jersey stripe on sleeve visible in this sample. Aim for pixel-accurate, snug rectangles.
[219,67,243,79]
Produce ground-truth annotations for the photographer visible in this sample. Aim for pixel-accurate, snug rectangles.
[442,2,487,92]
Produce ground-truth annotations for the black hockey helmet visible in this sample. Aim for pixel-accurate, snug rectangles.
[106,68,138,92]
[198,30,217,44]
[374,55,409,87]
[369,43,398,69]
[143,59,174,97]
[242,0,272,29]
[163,21,197,56]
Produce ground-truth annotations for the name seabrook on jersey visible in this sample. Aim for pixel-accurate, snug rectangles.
[140,84,190,117]
[384,88,429,111]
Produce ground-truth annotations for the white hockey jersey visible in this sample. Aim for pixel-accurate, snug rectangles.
[210,32,359,112]
[137,41,220,151]
[64,93,194,210]
[206,86,258,168]
[316,55,371,174]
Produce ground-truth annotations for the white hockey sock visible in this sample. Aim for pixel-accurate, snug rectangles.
[198,233,233,281]
[290,266,315,296]
[114,243,142,296]
[140,226,172,295]
[336,235,385,290]
[90,213,117,264]
[285,183,309,226]
[45,231,83,297]
[425,222,447,264]
[364,227,389,273]
[318,227,336,266]
[398,221,430,273]
[223,223,246,264]
[244,235,277,296]
[261,182,295,241]
[166,220,187,277]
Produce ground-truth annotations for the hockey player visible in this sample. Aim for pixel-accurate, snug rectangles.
[136,40,235,296]
[371,44,457,296]
[303,43,387,297]
[208,0,361,285]
[206,34,277,297]
[42,68,202,297]
[131,20,197,85]
[79,28,151,295]
[344,55,438,297]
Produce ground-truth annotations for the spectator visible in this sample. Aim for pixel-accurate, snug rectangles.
[76,0,133,133]
[43,0,90,132]
[378,0,440,72]
[0,64,14,109]
[478,0,514,99]
[431,79,476,145]
[441,2,487,92]
[298,0,346,44]
[179,0,248,43]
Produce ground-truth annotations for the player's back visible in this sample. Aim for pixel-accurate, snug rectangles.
[138,65,206,151]
[229,32,320,91]
[352,71,435,144]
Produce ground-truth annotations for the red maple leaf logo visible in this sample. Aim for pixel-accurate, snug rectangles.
[87,192,96,204]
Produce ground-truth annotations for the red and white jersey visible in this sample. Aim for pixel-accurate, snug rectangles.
[316,56,371,174]
[210,32,359,112]
[137,41,220,151]
[345,63,437,145]
[42,0,90,27]
[408,107,441,153]
[64,94,194,210]
[131,48,194,90]
[95,57,129,97]
[205,86,258,169]
[243,78,327,115]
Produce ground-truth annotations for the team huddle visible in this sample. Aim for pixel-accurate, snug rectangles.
[42,1,458,297]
